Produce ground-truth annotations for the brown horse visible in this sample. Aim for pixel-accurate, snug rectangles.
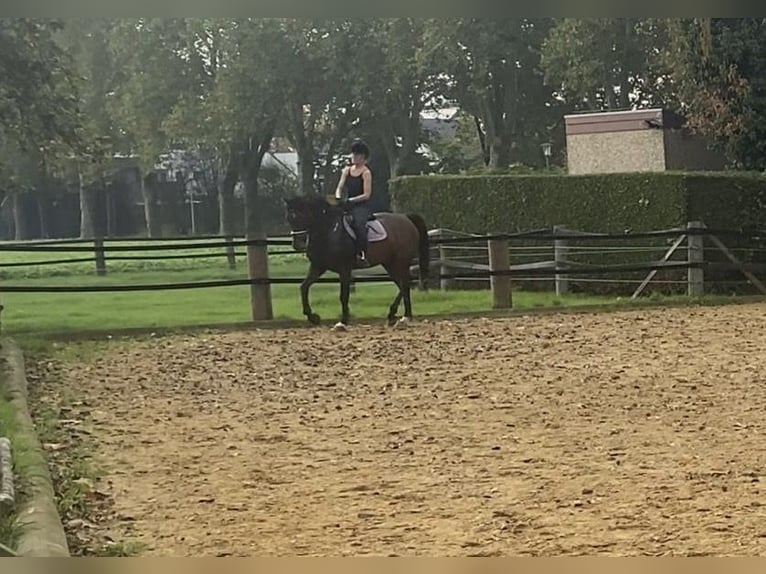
[284,194,429,329]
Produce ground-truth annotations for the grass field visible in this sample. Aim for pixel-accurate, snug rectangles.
[0,238,742,336]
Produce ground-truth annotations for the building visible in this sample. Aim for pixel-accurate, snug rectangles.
[564,108,726,175]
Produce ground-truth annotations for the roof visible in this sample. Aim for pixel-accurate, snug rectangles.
[564,108,685,136]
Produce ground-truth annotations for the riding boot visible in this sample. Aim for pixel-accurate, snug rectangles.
[351,204,371,267]
[357,246,370,267]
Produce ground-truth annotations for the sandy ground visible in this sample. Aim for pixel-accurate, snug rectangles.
[36,304,766,556]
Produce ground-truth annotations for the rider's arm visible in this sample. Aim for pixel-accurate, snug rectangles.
[335,167,349,199]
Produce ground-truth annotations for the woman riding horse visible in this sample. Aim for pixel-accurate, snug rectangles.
[334,139,374,267]
[284,145,430,330]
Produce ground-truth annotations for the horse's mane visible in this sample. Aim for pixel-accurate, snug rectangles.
[287,193,330,210]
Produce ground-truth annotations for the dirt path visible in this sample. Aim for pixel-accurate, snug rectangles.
[40,304,766,556]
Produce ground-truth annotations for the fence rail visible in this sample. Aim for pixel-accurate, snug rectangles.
[1,221,765,319]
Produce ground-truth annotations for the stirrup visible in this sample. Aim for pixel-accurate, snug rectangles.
[356,252,370,267]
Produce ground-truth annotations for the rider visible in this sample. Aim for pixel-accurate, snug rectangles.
[335,139,373,266]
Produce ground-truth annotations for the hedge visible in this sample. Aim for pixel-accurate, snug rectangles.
[389,171,766,295]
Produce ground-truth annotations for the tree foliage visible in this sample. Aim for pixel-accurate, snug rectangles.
[540,18,673,111]
[665,18,766,170]
[432,19,564,169]
[5,17,766,240]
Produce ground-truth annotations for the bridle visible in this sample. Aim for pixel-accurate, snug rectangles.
[287,201,332,248]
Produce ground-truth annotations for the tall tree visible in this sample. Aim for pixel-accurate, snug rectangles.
[0,18,83,239]
[109,18,199,236]
[540,18,672,111]
[434,18,562,169]
[354,18,447,178]
[665,18,766,170]
[162,19,244,236]
[59,19,125,238]
[210,19,285,236]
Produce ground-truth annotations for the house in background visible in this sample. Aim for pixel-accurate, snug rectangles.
[564,108,726,175]
[420,106,461,141]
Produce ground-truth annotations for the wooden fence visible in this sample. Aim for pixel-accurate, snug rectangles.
[1,221,766,322]
[419,221,766,301]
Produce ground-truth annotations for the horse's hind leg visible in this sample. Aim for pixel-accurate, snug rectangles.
[385,263,414,328]
[383,263,403,326]
[400,274,413,321]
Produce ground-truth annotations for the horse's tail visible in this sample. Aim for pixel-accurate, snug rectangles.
[407,213,430,290]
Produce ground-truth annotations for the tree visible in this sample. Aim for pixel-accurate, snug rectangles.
[57,19,128,238]
[664,18,766,170]
[109,18,200,236]
[540,18,672,112]
[0,19,83,239]
[161,19,244,236]
[422,111,486,173]
[351,18,447,178]
[209,19,287,236]
[434,18,564,169]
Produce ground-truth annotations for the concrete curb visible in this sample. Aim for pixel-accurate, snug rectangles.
[0,337,70,557]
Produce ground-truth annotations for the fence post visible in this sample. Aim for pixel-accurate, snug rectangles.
[687,220,705,296]
[225,236,236,270]
[93,237,106,277]
[553,225,569,296]
[437,229,454,291]
[488,234,512,309]
[247,235,273,321]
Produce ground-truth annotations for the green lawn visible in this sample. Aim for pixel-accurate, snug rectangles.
[0,239,746,336]
[0,276,617,336]
[0,257,620,335]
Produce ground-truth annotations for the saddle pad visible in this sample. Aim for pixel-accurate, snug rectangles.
[342,216,388,242]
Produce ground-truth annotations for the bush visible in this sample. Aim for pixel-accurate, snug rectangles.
[390,171,766,295]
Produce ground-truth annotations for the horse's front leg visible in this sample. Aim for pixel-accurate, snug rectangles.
[334,268,352,330]
[301,263,325,325]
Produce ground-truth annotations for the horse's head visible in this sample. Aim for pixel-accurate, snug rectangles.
[283,194,334,251]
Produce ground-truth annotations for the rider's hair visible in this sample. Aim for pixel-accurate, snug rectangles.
[350,139,370,159]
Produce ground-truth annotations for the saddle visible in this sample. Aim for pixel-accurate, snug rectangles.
[342,213,388,243]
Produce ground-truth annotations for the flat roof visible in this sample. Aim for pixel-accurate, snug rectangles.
[564,108,684,135]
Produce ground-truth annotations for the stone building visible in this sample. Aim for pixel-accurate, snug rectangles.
[564,108,726,175]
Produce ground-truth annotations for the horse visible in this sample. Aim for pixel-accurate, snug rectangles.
[283,194,429,330]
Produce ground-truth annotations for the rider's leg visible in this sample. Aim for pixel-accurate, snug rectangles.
[350,203,370,261]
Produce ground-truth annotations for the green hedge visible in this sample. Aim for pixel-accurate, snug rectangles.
[389,171,766,295]
[390,171,766,233]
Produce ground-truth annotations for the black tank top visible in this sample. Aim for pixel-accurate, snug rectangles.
[343,168,368,200]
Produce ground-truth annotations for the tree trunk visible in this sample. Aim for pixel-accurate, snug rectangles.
[286,100,316,196]
[297,145,315,195]
[140,173,161,238]
[11,192,30,241]
[242,129,275,236]
[79,172,95,239]
[394,114,422,177]
[474,115,490,166]
[218,154,239,236]
[619,18,632,109]
[105,180,115,237]
[484,97,512,169]
[37,192,50,239]
[489,136,512,169]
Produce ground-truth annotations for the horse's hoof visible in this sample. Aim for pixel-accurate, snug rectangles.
[394,317,410,329]
[307,313,321,325]
[331,321,348,332]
